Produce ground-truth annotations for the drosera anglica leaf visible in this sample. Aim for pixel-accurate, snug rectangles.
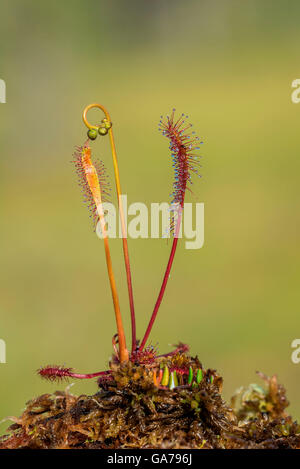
[38,365,110,382]
[72,144,111,230]
[140,110,203,351]
[158,109,203,234]
[73,143,128,362]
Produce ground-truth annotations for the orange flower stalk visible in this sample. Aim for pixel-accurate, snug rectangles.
[74,144,128,363]
[83,104,137,353]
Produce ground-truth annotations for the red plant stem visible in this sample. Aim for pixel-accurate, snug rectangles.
[82,104,137,355]
[109,127,137,353]
[140,207,183,351]
[120,227,136,352]
[68,370,110,380]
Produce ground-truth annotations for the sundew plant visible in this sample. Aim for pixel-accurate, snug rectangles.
[38,103,204,390]
[4,103,300,451]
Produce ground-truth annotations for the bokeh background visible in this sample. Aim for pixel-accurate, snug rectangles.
[1,0,300,434]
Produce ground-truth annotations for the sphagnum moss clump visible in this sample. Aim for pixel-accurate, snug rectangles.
[1,357,300,449]
[1,104,299,449]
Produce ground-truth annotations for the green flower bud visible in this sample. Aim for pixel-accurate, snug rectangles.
[101,118,112,130]
[87,128,98,140]
[98,126,108,136]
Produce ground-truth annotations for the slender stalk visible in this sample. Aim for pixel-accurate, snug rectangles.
[83,104,137,353]
[82,145,129,362]
[108,129,137,353]
[98,206,129,362]
[67,370,110,379]
[140,207,183,351]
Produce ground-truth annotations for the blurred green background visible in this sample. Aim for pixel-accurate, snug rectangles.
[1,0,300,434]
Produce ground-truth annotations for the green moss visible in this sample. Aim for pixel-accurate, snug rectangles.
[1,356,299,449]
